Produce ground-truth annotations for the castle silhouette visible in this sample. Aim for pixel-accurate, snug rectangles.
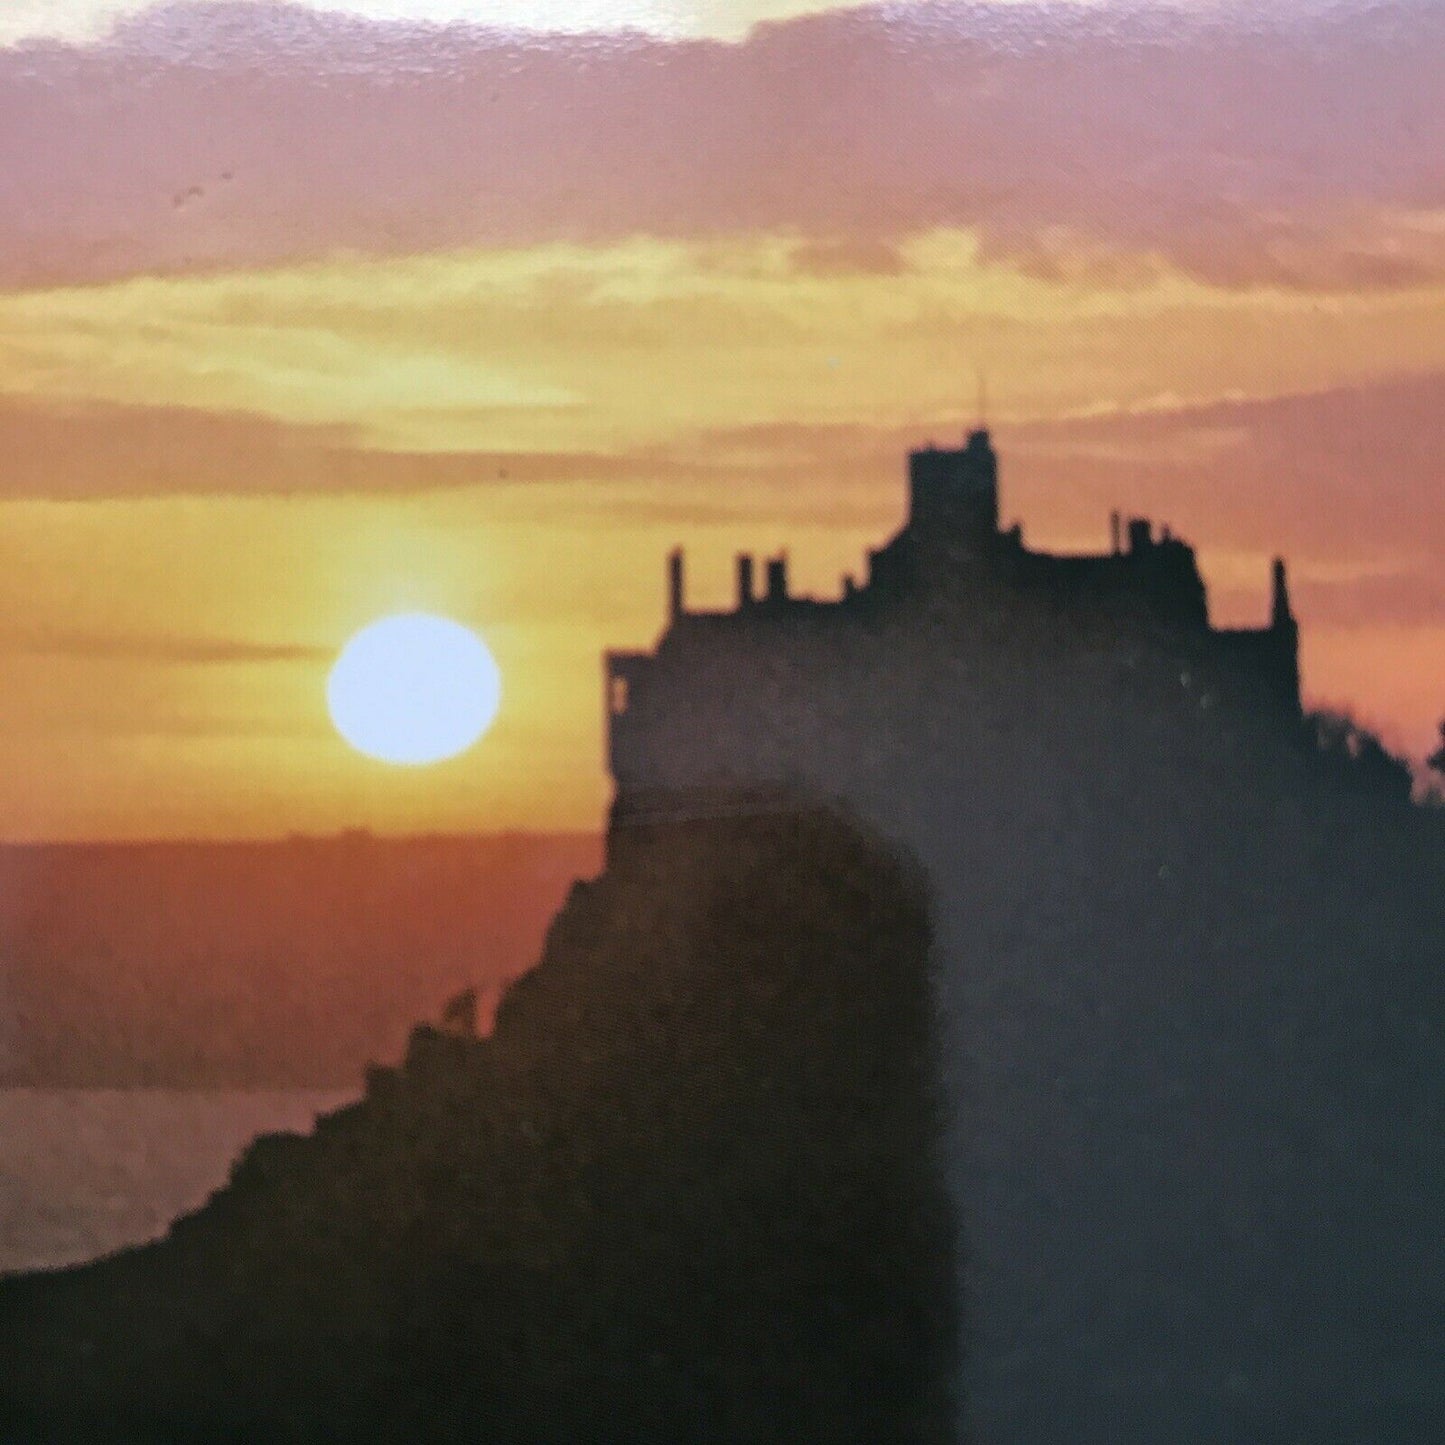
[606,428,1300,809]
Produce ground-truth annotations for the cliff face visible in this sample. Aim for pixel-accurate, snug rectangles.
[0,804,957,1444]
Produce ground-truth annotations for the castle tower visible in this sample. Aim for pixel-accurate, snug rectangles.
[907,428,1000,548]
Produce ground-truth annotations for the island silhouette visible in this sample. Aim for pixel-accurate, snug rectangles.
[1,432,1442,1443]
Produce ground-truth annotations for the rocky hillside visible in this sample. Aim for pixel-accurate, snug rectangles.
[0,802,957,1444]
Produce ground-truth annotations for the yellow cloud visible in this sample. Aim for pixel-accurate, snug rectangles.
[4,229,1445,461]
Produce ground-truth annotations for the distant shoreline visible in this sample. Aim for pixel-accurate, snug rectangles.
[0,1083,364,1095]
[0,829,602,850]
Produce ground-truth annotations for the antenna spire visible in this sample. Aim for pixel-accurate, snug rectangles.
[974,366,988,432]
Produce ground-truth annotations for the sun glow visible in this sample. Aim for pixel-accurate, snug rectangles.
[326,613,501,765]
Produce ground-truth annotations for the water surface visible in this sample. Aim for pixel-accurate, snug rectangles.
[0,1088,351,1275]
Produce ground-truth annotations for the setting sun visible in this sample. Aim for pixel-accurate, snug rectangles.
[326,614,501,766]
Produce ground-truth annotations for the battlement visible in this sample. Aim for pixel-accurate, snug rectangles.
[635,430,1284,630]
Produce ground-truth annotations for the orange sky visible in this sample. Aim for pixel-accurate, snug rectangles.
[1,0,1441,838]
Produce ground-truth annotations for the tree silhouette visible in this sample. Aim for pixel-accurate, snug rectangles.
[1305,708,1415,802]
[1425,719,1445,805]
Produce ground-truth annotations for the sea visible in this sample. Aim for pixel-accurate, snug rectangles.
[0,1089,353,1276]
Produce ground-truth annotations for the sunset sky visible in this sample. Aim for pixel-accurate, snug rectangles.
[1,0,1441,838]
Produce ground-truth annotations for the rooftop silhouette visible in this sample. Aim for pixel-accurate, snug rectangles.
[607,429,1300,811]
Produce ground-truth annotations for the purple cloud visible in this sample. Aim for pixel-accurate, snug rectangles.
[0,0,1440,287]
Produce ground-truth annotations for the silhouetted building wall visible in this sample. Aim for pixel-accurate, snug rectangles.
[606,430,1299,801]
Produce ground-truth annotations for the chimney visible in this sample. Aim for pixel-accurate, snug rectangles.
[668,547,685,621]
[1110,510,1122,555]
[765,553,788,604]
[1271,557,1294,630]
[736,553,754,609]
[1127,518,1152,555]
